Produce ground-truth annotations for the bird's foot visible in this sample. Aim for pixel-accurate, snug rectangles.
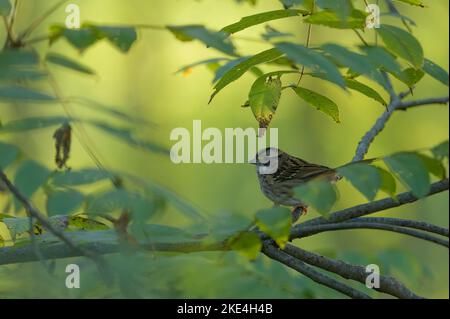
[291,205,308,223]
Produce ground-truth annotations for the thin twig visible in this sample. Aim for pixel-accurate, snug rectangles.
[346,217,449,237]
[282,244,423,299]
[397,96,449,110]
[18,0,70,41]
[291,222,449,247]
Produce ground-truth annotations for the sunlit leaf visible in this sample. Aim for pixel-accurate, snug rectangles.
[46,189,84,216]
[376,24,424,68]
[275,42,345,88]
[392,67,424,87]
[210,48,284,102]
[345,79,387,106]
[384,152,430,198]
[338,163,381,201]
[45,53,95,75]
[221,9,308,36]
[294,179,338,215]
[305,9,367,29]
[422,58,449,86]
[292,87,340,122]
[228,231,262,259]
[316,0,353,20]
[249,74,282,128]
[255,207,292,248]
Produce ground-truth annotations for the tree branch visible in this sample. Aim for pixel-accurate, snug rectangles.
[297,179,449,227]
[345,217,448,237]
[261,242,372,299]
[291,221,448,247]
[282,244,423,299]
[352,72,449,162]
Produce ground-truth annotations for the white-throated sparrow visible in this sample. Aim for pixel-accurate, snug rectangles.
[251,147,341,220]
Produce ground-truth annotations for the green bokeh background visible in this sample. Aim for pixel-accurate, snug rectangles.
[0,0,448,298]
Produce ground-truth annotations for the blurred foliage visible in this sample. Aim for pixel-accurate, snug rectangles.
[0,0,448,298]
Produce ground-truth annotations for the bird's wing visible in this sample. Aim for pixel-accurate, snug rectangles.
[274,155,336,186]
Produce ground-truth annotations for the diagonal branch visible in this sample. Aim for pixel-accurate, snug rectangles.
[282,244,423,299]
[261,242,372,299]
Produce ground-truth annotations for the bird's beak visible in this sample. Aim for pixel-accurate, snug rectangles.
[247,156,257,165]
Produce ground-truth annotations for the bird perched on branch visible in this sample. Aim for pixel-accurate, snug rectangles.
[250,147,341,221]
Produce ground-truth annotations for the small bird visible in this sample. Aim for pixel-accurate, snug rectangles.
[250,147,341,221]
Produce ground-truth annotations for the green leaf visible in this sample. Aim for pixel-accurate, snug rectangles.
[255,207,292,248]
[0,141,19,169]
[292,87,340,122]
[418,154,446,180]
[294,180,338,215]
[377,167,397,197]
[392,67,424,87]
[422,59,449,86]
[50,25,99,52]
[376,24,424,68]
[322,44,387,88]
[249,74,282,129]
[338,163,381,201]
[0,116,69,134]
[45,53,95,75]
[14,161,51,210]
[210,48,284,102]
[52,169,112,186]
[316,0,353,20]
[359,46,402,75]
[431,140,449,161]
[94,25,137,52]
[221,9,308,35]
[3,217,32,241]
[0,50,39,67]
[305,9,367,29]
[167,25,235,55]
[384,153,430,198]
[0,0,11,16]
[395,0,424,7]
[228,231,262,260]
[0,86,57,102]
[50,24,137,53]
[275,42,345,88]
[261,25,294,41]
[46,189,84,216]
[68,216,109,231]
[345,79,387,106]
